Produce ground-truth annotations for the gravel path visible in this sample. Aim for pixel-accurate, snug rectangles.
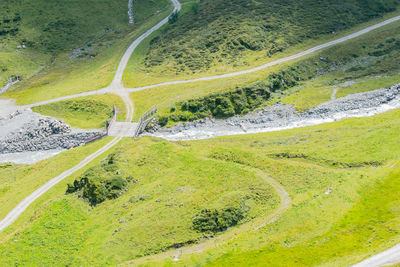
[151,84,400,141]
[352,243,400,267]
[128,0,134,24]
[0,78,19,94]
[331,87,338,100]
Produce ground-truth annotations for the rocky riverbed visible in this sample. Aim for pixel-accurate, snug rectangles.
[0,99,103,164]
[150,83,400,141]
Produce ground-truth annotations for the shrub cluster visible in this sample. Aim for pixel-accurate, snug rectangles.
[159,58,327,125]
[66,153,133,205]
[369,37,400,57]
[0,14,20,37]
[159,83,270,126]
[192,206,247,233]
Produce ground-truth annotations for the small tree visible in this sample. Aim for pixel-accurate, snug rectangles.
[168,11,179,24]
[192,3,199,15]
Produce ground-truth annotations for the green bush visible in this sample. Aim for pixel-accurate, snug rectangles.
[192,206,247,233]
[161,83,271,124]
[168,11,179,24]
[66,153,132,206]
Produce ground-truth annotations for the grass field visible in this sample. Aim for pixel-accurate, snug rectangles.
[1,0,172,105]
[32,94,126,129]
[1,107,400,265]
[0,138,280,265]
[0,137,113,220]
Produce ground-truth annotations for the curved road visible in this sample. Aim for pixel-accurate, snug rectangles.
[0,0,181,232]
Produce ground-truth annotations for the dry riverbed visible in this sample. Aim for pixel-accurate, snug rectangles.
[0,99,102,164]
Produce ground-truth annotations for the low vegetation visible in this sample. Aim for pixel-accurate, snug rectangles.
[0,137,278,265]
[1,0,172,104]
[1,0,400,266]
[192,206,247,233]
[159,84,270,125]
[32,94,126,129]
[66,153,135,205]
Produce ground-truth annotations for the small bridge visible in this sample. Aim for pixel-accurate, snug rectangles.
[107,122,139,137]
[107,106,157,138]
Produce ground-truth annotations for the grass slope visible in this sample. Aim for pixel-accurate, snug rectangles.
[0,139,279,265]
[124,0,400,86]
[1,0,172,104]
[1,108,400,265]
[32,94,126,129]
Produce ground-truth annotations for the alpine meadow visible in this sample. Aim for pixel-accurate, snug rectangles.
[1,0,400,266]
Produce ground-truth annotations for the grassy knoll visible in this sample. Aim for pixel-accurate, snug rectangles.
[1,107,400,265]
[32,94,126,129]
[1,0,172,104]
[130,19,400,122]
[124,0,400,86]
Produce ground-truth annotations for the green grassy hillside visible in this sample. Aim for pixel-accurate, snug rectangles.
[1,107,400,265]
[32,94,126,129]
[123,0,400,86]
[1,0,400,266]
[0,138,279,265]
[1,0,172,104]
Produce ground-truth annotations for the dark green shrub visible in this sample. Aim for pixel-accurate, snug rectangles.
[192,206,247,233]
[212,97,235,118]
[168,11,179,24]
[158,116,169,126]
[66,153,132,206]
[192,3,199,14]
[161,83,271,124]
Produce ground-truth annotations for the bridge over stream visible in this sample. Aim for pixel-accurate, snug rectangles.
[106,105,157,138]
